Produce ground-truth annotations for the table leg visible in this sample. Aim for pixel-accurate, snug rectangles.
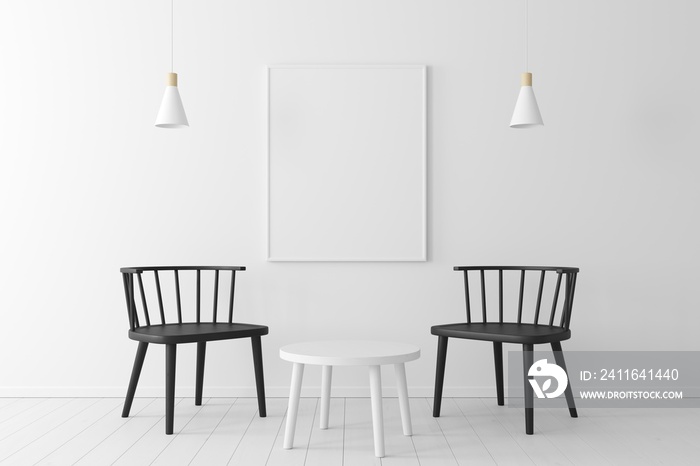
[284,362,305,449]
[394,363,413,436]
[320,365,332,429]
[368,365,385,458]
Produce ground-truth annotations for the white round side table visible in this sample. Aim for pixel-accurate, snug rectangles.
[280,340,420,458]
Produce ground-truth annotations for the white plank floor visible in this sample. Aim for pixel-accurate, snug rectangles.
[0,397,699,465]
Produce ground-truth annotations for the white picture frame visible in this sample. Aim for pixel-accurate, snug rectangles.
[267,65,427,262]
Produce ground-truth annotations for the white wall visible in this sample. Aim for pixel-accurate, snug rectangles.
[1,0,699,398]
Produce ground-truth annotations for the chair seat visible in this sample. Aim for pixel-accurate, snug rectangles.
[431,322,570,344]
[129,322,269,344]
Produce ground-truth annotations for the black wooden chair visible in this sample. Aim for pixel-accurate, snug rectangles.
[432,266,579,434]
[120,266,268,434]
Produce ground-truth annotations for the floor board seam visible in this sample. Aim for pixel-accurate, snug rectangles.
[0,398,100,463]
[70,397,156,465]
[226,402,259,465]
[301,398,319,466]
[0,398,696,466]
[426,397,460,466]
[34,398,122,464]
[148,397,209,465]
[0,398,66,440]
[188,397,238,466]
[263,401,288,466]
[0,399,49,428]
[452,398,499,465]
[109,397,184,465]
[341,398,346,466]
[0,399,21,414]
[477,397,538,465]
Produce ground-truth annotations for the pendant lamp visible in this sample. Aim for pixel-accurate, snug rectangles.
[510,0,543,128]
[156,0,189,128]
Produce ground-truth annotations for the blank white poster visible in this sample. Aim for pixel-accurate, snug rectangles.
[267,65,426,261]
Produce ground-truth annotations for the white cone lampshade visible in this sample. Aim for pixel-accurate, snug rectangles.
[156,73,189,128]
[510,72,543,128]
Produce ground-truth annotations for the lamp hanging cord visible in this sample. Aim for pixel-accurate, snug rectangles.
[526,0,529,72]
[171,0,174,72]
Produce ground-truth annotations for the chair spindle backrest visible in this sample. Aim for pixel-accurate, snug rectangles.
[120,266,246,330]
[454,266,579,329]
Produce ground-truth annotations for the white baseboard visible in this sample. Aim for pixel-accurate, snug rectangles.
[0,386,496,398]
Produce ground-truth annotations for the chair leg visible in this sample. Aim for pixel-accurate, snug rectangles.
[122,342,148,418]
[165,344,177,435]
[523,343,534,435]
[432,336,448,417]
[251,336,267,417]
[195,342,206,406]
[551,341,578,418]
[493,342,504,406]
